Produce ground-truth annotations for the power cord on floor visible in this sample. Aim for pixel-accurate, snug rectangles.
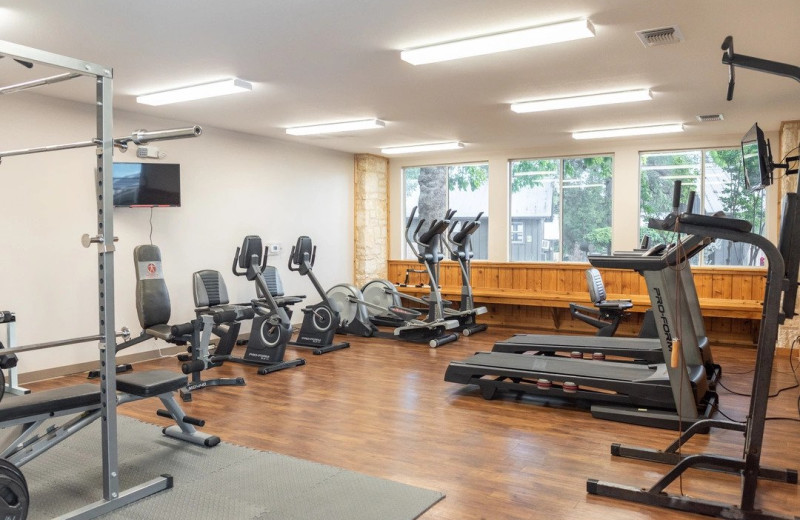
[711,402,745,423]
[716,337,799,398]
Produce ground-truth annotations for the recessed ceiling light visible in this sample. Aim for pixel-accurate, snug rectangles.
[401,19,595,65]
[381,142,464,155]
[572,123,684,140]
[286,119,385,136]
[136,78,252,106]
[511,89,652,113]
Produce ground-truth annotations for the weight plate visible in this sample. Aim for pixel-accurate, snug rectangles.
[0,459,28,520]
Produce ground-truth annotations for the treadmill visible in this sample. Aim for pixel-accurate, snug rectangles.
[444,190,718,430]
[492,233,720,385]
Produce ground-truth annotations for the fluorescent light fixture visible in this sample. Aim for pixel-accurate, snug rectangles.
[401,19,595,65]
[572,123,684,140]
[136,78,252,106]
[286,119,385,136]
[381,142,464,155]
[511,89,652,113]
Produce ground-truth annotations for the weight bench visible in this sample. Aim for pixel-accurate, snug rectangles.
[0,370,218,467]
[0,245,221,471]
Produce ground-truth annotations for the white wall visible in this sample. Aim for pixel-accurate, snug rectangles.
[389,131,780,260]
[1,93,354,375]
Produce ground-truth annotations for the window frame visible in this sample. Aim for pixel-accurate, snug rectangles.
[401,161,490,260]
[507,153,614,263]
[638,146,766,267]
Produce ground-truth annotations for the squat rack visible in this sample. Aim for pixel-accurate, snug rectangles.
[0,39,199,519]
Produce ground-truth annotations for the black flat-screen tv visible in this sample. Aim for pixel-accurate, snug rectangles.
[741,123,772,191]
[112,162,180,207]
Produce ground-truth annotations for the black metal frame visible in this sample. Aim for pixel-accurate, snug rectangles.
[587,182,800,519]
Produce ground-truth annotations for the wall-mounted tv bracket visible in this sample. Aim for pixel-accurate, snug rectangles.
[722,36,800,175]
[722,35,800,101]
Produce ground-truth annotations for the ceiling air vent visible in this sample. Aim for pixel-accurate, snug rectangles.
[696,114,724,122]
[636,26,684,47]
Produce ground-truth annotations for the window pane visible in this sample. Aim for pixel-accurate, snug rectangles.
[562,156,613,261]
[640,151,701,247]
[403,163,489,260]
[703,149,766,266]
[510,159,560,261]
[448,164,489,259]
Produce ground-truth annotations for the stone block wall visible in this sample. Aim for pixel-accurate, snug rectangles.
[354,154,389,287]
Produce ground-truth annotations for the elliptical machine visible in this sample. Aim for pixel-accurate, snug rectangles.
[359,208,460,347]
[440,208,488,336]
[363,207,486,335]
[286,236,350,355]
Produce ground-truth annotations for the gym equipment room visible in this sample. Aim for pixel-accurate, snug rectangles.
[1,1,799,519]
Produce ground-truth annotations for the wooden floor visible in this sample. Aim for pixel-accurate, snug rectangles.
[22,328,800,520]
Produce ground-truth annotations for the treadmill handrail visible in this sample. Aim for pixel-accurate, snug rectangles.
[589,234,710,271]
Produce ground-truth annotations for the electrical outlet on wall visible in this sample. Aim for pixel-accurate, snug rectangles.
[267,243,281,256]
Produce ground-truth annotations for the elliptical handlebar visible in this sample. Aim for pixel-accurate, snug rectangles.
[417,218,449,245]
[442,210,482,261]
[405,216,425,258]
[451,217,481,245]
[404,205,451,260]
[406,206,418,231]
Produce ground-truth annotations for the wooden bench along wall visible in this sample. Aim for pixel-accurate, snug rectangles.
[387,260,766,347]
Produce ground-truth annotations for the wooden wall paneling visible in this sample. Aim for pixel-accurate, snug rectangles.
[499,268,513,290]
[512,267,526,291]
[528,269,543,293]
[693,272,712,299]
[711,272,730,299]
[730,273,744,300]
[387,260,766,346]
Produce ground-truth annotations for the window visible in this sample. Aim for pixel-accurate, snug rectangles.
[510,221,524,244]
[509,155,613,262]
[403,163,489,260]
[639,148,766,266]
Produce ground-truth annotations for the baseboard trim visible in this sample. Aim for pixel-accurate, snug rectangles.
[17,345,185,385]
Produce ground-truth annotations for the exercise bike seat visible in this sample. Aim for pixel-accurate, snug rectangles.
[389,305,422,321]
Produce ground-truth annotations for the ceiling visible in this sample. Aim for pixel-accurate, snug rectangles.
[1,0,798,156]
